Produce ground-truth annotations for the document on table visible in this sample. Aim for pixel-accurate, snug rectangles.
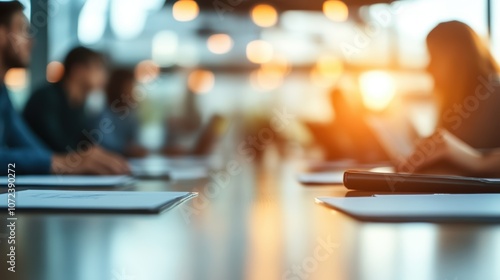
[129,157,209,179]
[316,194,500,223]
[0,190,197,214]
[0,175,134,187]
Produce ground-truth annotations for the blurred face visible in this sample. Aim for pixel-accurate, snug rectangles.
[0,11,32,70]
[73,61,107,101]
[86,62,107,92]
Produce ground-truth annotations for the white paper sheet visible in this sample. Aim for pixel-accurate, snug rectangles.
[317,194,500,222]
[129,156,210,179]
[0,175,134,187]
[0,190,196,213]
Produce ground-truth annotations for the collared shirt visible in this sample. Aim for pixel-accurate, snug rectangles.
[0,83,52,174]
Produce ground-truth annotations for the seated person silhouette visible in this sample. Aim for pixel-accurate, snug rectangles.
[91,68,148,158]
[399,21,500,177]
[24,46,107,153]
[0,1,128,175]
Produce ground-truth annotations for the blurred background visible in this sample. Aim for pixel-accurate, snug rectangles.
[3,0,499,162]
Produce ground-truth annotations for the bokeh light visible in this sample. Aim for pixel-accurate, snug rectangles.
[188,69,215,94]
[246,40,274,64]
[5,68,27,89]
[152,31,179,67]
[359,70,396,111]
[323,0,348,22]
[261,54,291,77]
[207,34,234,54]
[251,4,279,28]
[78,0,108,44]
[310,54,343,87]
[135,60,160,83]
[173,0,199,22]
[250,68,284,91]
[46,61,65,83]
[111,0,147,40]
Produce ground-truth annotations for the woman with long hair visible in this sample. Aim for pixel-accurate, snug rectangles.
[400,21,500,176]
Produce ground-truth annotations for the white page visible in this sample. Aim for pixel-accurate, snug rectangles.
[0,175,133,187]
[169,167,208,180]
[129,156,209,179]
[0,190,195,212]
[129,156,209,169]
[317,194,500,221]
[298,172,345,185]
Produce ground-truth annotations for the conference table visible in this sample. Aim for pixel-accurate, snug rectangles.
[1,159,500,280]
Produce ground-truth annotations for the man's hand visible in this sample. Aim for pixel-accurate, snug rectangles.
[51,146,130,175]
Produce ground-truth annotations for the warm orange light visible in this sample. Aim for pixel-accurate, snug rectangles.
[261,54,291,77]
[323,0,348,22]
[251,4,278,28]
[135,60,160,83]
[310,67,332,88]
[310,55,343,87]
[250,67,284,91]
[317,55,343,77]
[5,68,27,89]
[46,61,65,83]
[173,0,199,22]
[359,71,396,111]
[246,40,274,64]
[188,69,215,94]
[207,34,233,54]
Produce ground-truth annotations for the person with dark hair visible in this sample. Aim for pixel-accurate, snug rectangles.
[23,46,108,152]
[93,68,148,157]
[0,1,129,175]
[399,21,500,177]
[426,21,500,148]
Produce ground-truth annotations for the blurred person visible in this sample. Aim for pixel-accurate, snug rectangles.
[0,1,129,175]
[399,21,500,176]
[306,87,388,163]
[23,46,107,153]
[93,68,148,157]
[162,81,203,155]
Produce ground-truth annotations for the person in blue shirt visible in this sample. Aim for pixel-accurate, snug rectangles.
[0,1,129,175]
[91,68,148,157]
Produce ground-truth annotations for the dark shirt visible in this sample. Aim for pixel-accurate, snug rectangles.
[442,76,500,149]
[0,83,52,175]
[23,83,89,153]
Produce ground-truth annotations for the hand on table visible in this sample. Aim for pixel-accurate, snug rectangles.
[51,146,130,175]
